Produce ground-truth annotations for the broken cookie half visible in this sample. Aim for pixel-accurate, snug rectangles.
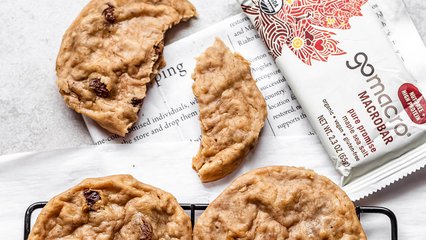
[56,0,197,136]
[192,39,267,182]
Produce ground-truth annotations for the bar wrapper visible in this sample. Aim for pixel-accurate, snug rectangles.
[238,0,426,196]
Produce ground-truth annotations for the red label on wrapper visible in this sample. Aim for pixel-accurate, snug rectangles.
[398,83,426,124]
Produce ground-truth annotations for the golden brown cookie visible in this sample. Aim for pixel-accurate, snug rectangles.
[191,38,267,182]
[194,166,367,240]
[56,0,196,136]
[28,175,192,240]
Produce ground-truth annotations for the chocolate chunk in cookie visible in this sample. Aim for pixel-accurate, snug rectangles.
[191,39,267,182]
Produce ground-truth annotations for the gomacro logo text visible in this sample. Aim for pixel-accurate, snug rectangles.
[259,0,283,15]
[346,52,410,145]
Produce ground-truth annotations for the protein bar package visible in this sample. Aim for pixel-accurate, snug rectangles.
[238,0,426,199]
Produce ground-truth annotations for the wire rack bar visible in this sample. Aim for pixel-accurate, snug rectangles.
[24,202,397,240]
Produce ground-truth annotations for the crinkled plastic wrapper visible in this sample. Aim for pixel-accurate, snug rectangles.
[238,0,426,197]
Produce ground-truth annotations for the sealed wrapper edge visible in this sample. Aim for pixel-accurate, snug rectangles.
[238,0,426,200]
[343,142,426,200]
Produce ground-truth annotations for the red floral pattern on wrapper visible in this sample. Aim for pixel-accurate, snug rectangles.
[242,0,368,65]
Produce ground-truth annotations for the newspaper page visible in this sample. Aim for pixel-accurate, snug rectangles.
[85,13,314,145]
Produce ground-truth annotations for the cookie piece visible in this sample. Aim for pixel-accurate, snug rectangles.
[28,175,192,240]
[56,0,196,136]
[192,39,267,182]
[193,166,367,240]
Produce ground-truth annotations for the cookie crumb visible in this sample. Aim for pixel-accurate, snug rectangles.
[154,44,163,55]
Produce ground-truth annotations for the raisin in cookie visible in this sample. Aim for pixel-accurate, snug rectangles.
[193,166,367,240]
[192,39,267,182]
[28,175,192,240]
[56,0,196,136]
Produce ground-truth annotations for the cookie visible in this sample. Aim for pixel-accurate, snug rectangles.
[28,175,192,240]
[191,39,267,182]
[56,0,197,136]
[193,166,367,240]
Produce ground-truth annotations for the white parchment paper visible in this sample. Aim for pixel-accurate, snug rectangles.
[2,136,425,239]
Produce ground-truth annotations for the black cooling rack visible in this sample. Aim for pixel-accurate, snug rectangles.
[24,202,397,240]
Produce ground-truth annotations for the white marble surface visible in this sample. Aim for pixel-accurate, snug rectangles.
[1,0,426,238]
